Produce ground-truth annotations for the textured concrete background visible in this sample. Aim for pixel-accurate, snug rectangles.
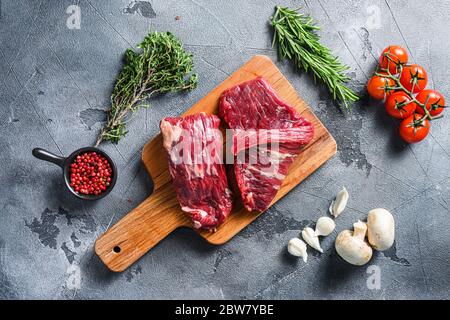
[1,0,449,299]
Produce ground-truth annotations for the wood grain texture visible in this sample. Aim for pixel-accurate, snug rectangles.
[95,55,337,272]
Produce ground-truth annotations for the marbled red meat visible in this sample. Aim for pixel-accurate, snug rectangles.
[219,77,314,212]
[160,113,233,230]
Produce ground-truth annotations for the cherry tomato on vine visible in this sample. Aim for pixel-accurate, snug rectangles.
[379,45,408,74]
[367,74,395,100]
[415,89,446,116]
[399,114,430,143]
[400,64,428,93]
[385,92,416,119]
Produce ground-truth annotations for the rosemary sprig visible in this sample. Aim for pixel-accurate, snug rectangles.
[271,6,359,109]
[95,31,198,146]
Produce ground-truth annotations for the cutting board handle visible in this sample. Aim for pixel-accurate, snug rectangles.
[95,186,189,272]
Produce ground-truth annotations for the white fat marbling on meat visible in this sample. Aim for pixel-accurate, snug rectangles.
[266,149,295,160]
[192,221,202,229]
[245,192,254,206]
[182,206,208,228]
[247,165,286,181]
[181,207,208,218]
[160,120,182,151]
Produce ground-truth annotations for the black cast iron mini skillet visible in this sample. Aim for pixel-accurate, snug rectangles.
[32,147,117,200]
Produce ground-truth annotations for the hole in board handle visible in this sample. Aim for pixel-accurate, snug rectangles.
[113,246,121,253]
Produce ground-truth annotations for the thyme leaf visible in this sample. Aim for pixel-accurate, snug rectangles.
[271,6,358,109]
[96,31,198,145]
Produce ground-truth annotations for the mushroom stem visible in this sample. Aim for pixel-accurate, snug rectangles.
[353,220,368,240]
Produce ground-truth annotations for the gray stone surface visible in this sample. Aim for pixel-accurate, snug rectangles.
[1,0,449,299]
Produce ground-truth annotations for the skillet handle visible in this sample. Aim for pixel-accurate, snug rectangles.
[95,185,190,272]
[32,148,66,168]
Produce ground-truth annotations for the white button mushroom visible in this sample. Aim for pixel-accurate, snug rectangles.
[315,216,336,236]
[335,220,373,266]
[301,227,323,253]
[329,187,349,218]
[367,208,395,251]
[287,238,308,262]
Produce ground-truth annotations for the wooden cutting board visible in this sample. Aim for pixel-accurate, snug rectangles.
[95,55,337,272]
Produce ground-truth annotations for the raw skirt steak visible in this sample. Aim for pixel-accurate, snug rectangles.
[219,77,314,212]
[160,113,233,230]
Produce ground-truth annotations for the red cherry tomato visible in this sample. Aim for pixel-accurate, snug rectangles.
[385,92,416,119]
[399,114,430,143]
[367,74,395,100]
[400,64,428,93]
[379,46,408,75]
[415,89,445,116]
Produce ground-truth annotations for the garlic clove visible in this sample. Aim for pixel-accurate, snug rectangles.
[315,216,336,237]
[287,238,308,262]
[329,187,349,218]
[301,227,323,253]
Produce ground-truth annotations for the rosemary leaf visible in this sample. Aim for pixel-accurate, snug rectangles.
[271,6,358,109]
[95,31,198,146]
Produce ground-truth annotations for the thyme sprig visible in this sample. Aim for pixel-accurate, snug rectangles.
[95,31,198,146]
[271,6,359,109]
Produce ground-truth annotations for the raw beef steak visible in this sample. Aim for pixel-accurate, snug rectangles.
[219,77,314,212]
[160,113,233,230]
